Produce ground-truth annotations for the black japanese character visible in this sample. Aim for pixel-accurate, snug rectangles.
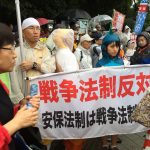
[127,105,137,123]
[118,106,127,124]
[96,107,107,125]
[53,111,64,128]
[42,111,53,129]
[107,107,117,124]
[64,111,75,128]
[87,110,96,127]
[75,111,86,128]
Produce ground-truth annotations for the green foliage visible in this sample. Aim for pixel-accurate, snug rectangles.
[0,0,67,23]
[0,0,149,30]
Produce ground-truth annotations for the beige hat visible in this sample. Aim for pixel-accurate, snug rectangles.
[80,34,93,43]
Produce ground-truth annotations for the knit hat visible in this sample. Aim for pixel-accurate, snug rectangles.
[137,31,150,46]
[138,31,150,39]
[22,17,40,30]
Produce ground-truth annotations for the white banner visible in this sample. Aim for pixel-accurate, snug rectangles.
[30,65,150,140]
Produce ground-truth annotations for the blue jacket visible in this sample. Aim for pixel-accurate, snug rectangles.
[96,56,124,67]
[96,32,124,67]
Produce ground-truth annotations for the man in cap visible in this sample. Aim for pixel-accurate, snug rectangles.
[74,34,93,69]
[10,17,56,104]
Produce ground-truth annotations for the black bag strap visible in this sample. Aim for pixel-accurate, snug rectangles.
[80,50,83,62]
[93,46,99,57]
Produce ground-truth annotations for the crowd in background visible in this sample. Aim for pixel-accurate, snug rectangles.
[0,16,150,150]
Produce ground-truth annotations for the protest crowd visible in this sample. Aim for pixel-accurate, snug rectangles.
[0,1,150,150]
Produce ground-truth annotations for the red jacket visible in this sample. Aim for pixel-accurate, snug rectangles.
[0,80,20,150]
[0,125,11,150]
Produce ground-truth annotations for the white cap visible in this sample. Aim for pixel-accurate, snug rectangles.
[80,34,93,43]
[22,17,40,30]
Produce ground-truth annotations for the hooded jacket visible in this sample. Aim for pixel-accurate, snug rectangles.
[96,32,124,67]
[130,31,150,65]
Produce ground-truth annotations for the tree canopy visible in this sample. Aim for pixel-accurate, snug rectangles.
[0,0,149,29]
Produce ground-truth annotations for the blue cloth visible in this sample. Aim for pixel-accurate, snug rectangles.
[96,32,124,67]
[96,57,124,67]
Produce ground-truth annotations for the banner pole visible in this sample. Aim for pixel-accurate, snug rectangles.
[15,0,27,96]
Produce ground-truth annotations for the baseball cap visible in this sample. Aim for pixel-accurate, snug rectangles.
[80,34,93,43]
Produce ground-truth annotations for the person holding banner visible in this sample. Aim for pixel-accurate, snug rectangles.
[51,29,85,150]
[0,23,40,150]
[96,32,124,150]
[130,31,150,65]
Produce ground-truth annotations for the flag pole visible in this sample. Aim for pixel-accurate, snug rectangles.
[15,0,27,96]
[15,0,24,60]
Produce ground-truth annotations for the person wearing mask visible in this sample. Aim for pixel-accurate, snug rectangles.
[0,23,39,150]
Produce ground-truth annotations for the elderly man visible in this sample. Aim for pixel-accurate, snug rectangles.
[74,34,93,69]
[10,17,56,104]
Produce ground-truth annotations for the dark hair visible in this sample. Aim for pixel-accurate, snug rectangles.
[0,23,14,48]
[106,41,121,56]
[106,41,121,49]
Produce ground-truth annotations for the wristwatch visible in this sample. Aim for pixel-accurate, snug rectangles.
[32,62,38,70]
